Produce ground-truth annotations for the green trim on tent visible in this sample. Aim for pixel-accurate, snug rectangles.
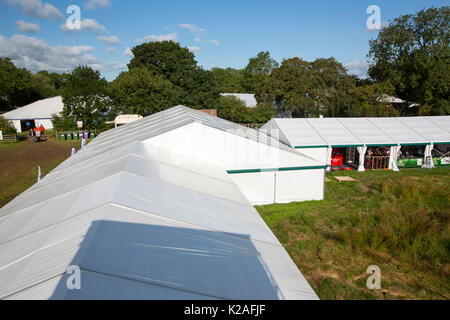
[366,143,398,147]
[434,142,450,145]
[294,145,328,149]
[227,165,327,174]
[400,143,429,146]
[331,144,364,148]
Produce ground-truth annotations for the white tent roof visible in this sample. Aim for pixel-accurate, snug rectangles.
[0,106,318,300]
[220,93,257,108]
[2,96,63,120]
[262,116,450,147]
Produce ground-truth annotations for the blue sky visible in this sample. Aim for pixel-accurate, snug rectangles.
[0,0,448,81]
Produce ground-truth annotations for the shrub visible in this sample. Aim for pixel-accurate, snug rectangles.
[0,116,17,134]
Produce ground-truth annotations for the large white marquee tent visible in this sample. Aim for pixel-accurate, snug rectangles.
[2,96,63,133]
[262,116,450,171]
[0,106,320,300]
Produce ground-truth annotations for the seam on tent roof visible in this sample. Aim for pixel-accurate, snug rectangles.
[118,170,251,207]
[366,118,400,145]
[0,172,123,220]
[46,149,236,190]
[109,203,282,247]
[304,118,329,146]
[0,201,276,253]
[422,116,450,138]
[424,116,450,133]
[396,117,431,144]
[0,165,251,223]
[335,118,365,146]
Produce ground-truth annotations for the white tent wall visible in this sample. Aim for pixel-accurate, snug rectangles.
[293,147,329,165]
[229,172,275,205]
[275,169,324,203]
[11,120,21,133]
[145,121,325,204]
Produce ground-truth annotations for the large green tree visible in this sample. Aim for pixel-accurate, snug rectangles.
[128,41,220,108]
[242,51,279,93]
[110,67,181,116]
[61,66,110,129]
[211,67,245,93]
[0,58,61,111]
[368,6,450,115]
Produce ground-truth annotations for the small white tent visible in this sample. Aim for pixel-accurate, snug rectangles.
[0,106,319,300]
[2,96,63,132]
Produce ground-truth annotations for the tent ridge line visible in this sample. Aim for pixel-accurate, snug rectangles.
[304,118,328,146]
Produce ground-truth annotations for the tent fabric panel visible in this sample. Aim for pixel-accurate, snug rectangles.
[274,169,324,203]
[306,118,362,146]
[367,117,428,144]
[111,173,279,245]
[229,172,275,205]
[337,118,396,145]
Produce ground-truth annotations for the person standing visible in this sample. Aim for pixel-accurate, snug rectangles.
[35,127,41,142]
[30,128,35,142]
[39,124,45,136]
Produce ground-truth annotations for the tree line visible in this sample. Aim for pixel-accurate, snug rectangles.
[0,6,448,133]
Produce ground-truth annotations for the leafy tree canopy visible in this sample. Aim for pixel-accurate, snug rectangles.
[110,67,181,116]
[368,6,450,115]
[61,65,110,129]
[128,41,220,108]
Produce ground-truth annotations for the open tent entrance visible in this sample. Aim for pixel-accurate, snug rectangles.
[20,119,36,132]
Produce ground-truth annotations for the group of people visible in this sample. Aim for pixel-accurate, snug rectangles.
[29,125,46,142]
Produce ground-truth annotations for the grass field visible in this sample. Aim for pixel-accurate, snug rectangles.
[256,168,450,300]
[0,134,81,208]
[1,137,449,299]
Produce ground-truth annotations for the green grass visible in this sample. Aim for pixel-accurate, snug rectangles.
[256,168,450,300]
[0,135,83,207]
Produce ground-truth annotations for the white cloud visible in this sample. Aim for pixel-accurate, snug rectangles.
[15,20,40,33]
[344,61,369,78]
[106,47,116,54]
[85,0,111,10]
[61,18,108,34]
[194,37,202,43]
[98,35,121,45]
[0,34,99,73]
[209,39,219,46]
[187,46,201,53]
[135,32,178,43]
[177,24,205,35]
[6,0,64,21]
[102,61,127,72]
[123,47,133,57]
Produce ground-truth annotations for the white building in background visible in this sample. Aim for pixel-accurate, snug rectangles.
[1,96,63,132]
[220,93,258,108]
[0,106,321,300]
